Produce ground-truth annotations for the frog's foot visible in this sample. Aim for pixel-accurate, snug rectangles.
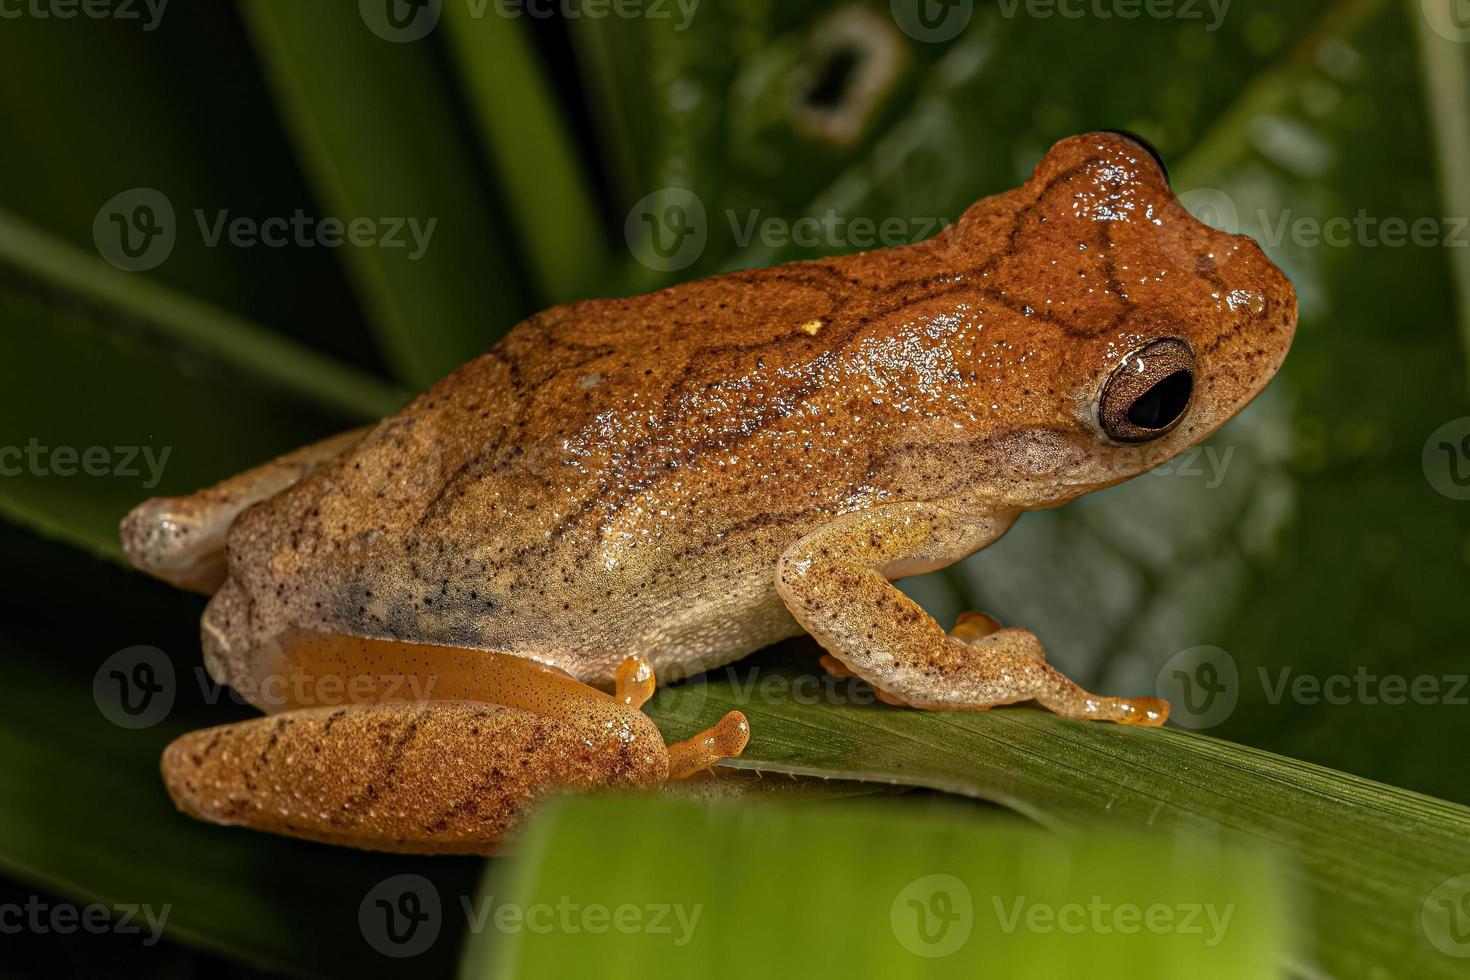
[818,653,856,678]
[777,503,1169,726]
[615,652,656,708]
[666,711,751,779]
[951,611,1046,664]
[120,427,369,593]
[819,653,913,707]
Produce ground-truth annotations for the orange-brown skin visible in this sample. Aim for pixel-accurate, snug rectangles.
[126,133,1297,850]
[160,646,747,854]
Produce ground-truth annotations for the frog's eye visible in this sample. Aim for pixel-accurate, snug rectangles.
[1097,339,1195,443]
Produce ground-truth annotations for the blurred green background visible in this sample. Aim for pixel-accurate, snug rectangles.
[2,0,1469,976]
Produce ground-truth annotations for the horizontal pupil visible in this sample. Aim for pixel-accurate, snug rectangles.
[1126,370,1193,429]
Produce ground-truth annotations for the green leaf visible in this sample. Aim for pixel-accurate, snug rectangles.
[0,211,406,559]
[1410,0,1470,381]
[467,795,1289,978]
[645,646,1470,979]
[0,6,378,355]
[440,7,610,304]
[237,1,534,385]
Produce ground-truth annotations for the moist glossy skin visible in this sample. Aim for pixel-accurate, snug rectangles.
[193,132,1297,703]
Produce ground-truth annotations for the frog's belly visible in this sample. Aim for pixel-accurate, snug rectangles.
[546,566,806,687]
[454,552,803,688]
[202,543,804,699]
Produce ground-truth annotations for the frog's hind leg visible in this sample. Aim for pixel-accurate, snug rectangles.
[161,638,749,854]
[778,503,1169,726]
[120,427,369,593]
[615,652,749,777]
[161,697,668,855]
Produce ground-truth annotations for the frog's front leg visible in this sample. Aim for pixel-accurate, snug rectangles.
[161,650,748,855]
[121,427,370,593]
[776,503,1169,726]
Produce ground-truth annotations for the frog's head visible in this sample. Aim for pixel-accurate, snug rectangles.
[952,131,1298,509]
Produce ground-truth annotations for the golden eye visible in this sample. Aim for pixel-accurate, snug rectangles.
[1098,338,1195,443]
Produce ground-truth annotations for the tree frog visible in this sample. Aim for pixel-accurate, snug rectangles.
[122,133,1297,854]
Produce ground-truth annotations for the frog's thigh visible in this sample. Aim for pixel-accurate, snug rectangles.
[162,647,750,854]
[120,426,370,593]
[775,503,1168,726]
[161,699,667,855]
